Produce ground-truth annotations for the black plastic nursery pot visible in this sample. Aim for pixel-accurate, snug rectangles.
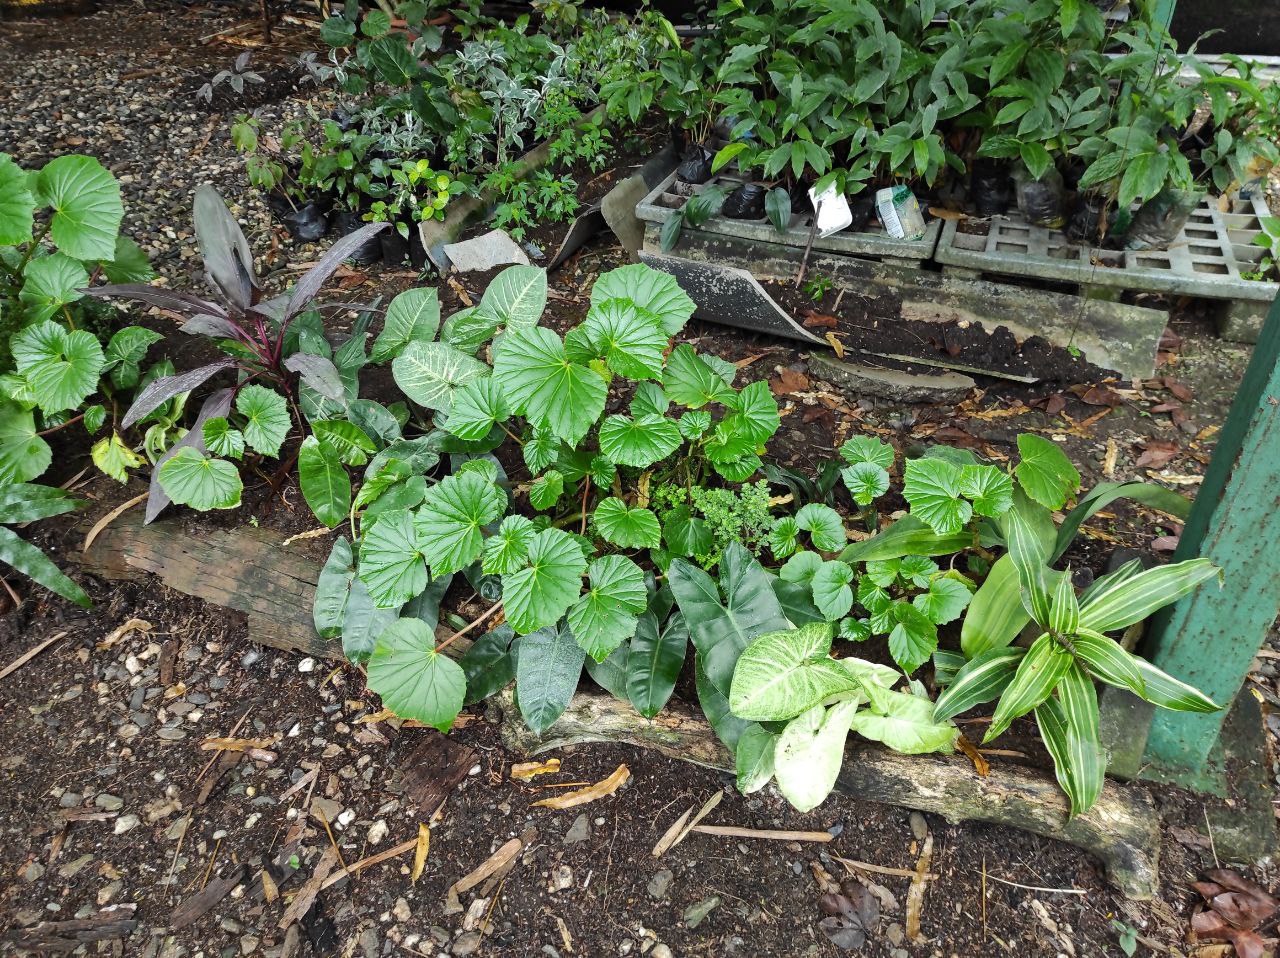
[380,229,409,267]
[330,210,383,266]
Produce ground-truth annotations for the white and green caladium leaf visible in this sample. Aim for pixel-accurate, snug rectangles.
[492,326,606,447]
[913,575,973,625]
[1077,558,1220,634]
[393,341,490,411]
[773,699,862,812]
[102,326,163,390]
[1015,433,1081,510]
[589,263,695,336]
[735,724,778,795]
[811,560,855,621]
[358,508,429,608]
[440,306,500,356]
[36,154,124,261]
[729,621,859,722]
[630,382,668,419]
[313,537,355,639]
[934,646,1025,720]
[662,344,735,408]
[986,632,1074,742]
[597,413,682,468]
[235,385,290,457]
[371,287,441,362]
[573,299,667,380]
[444,376,510,442]
[1038,662,1104,816]
[662,505,713,556]
[795,503,846,551]
[479,265,547,331]
[528,470,564,511]
[482,515,536,575]
[157,447,243,511]
[11,320,103,414]
[593,497,661,549]
[850,687,957,754]
[902,457,972,536]
[298,435,349,528]
[312,420,375,466]
[515,621,585,734]
[367,618,466,732]
[886,602,938,675]
[0,153,35,245]
[18,253,89,323]
[842,462,890,505]
[568,554,647,661]
[417,471,507,575]
[627,596,689,720]
[90,432,144,482]
[839,435,894,470]
[959,463,1014,518]
[503,527,588,634]
[0,402,51,483]
[667,541,790,698]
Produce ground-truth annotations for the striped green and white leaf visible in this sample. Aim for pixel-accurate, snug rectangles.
[985,633,1073,741]
[393,341,490,412]
[1131,658,1220,713]
[1039,662,1104,816]
[840,514,972,563]
[934,646,1025,721]
[1048,570,1079,636]
[961,556,1030,658]
[1077,558,1221,634]
[729,621,858,722]
[1000,489,1060,625]
[1071,629,1146,695]
[479,265,547,331]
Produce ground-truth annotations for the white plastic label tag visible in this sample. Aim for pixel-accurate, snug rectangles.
[808,183,853,238]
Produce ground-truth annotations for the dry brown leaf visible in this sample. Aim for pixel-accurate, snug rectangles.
[98,618,152,650]
[771,367,811,395]
[927,206,967,221]
[824,331,846,359]
[532,764,629,810]
[1103,439,1117,478]
[734,352,770,368]
[1136,440,1180,469]
[802,312,838,329]
[511,758,561,781]
[412,824,430,882]
[261,868,278,904]
[905,833,933,942]
[956,735,990,777]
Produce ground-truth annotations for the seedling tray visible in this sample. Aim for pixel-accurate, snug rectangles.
[934,193,1279,304]
[636,170,941,262]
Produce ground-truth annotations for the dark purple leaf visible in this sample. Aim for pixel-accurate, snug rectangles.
[122,360,237,429]
[145,388,234,524]
[194,185,258,312]
[182,314,243,338]
[83,283,226,318]
[284,352,346,403]
[283,222,386,320]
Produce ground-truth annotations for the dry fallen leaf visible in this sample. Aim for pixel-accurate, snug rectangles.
[261,868,279,904]
[511,758,561,781]
[1136,439,1180,469]
[956,735,990,777]
[771,367,811,395]
[98,618,152,650]
[412,823,430,882]
[824,331,846,359]
[532,764,630,810]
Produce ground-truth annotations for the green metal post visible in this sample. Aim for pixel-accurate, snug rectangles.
[1141,290,1280,775]
[1151,0,1177,30]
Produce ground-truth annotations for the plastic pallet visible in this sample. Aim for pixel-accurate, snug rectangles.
[635,170,940,262]
[933,194,1279,304]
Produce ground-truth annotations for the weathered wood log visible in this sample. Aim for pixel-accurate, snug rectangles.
[496,689,1162,900]
[2,906,138,952]
[82,515,1161,899]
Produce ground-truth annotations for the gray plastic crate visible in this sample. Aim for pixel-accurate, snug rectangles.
[933,193,1279,304]
[635,170,940,262]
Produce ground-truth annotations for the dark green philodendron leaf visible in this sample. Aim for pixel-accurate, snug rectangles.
[0,525,90,608]
[393,341,490,411]
[668,541,790,698]
[19,254,89,323]
[1015,434,1081,510]
[959,464,1014,518]
[730,621,857,722]
[529,470,564,511]
[886,602,939,674]
[36,154,124,261]
[235,385,290,457]
[368,618,466,732]
[795,503,845,551]
[314,536,355,639]
[417,470,507,575]
[696,652,758,752]
[913,576,973,625]
[0,403,51,482]
[663,344,735,408]
[840,435,894,470]
[589,263,695,336]
[503,527,587,635]
[593,497,661,549]
[11,320,104,413]
[157,447,243,511]
[630,382,668,419]
[585,642,629,700]
[903,457,972,536]
[575,299,667,380]
[516,622,585,734]
[298,435,349,528]
[626,592,688,718]
[460,624,517,705]
[597,413,682,468]
[567,554,647,662]
[483,515,536,575]
[0,153,35,245]
[492,326,606,447]
[811,560,855,621]
[372,287,441,362]
[368,34,420,86]
[340,576,399,663]
[358,508,428,608]
[662,505,713,556]
[444,377,510,441]
[479,265,547,330]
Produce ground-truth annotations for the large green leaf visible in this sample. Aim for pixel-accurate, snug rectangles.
[913,575,973,625]
[842,462,890,505]
[11,320,103,413]
[811,560,855,621]
[358,508,428,608]
[18,253,89,323]
[0,482,79,524]
[667,541,789,698]
[340,576,399,663]
[515,622,585,734]
[773,699,861,812]
[795,503,845,551]
[298,435,349,528]
[368,34,419,85]
[903,457,972,536]
[100,235,153,284]
[839,515,971,563]
[574,299,667,380]
[593,497,661,549]
[933,647,1024,721]
[696,652,757,751]
[885,602,938,674]
[417,471,507,575]
[590,263,694,336]
[1000,488,1060,625]
[313,537,355,639]
[368,618,465,731]
[626,596,688,719]
[597,413,682,468]
[734,724,778,794]
[662,344,735,408]
[1015,434,1081,509]
[103,325,163,390]
[156,447,243,511]
[726,381,780,444]
[850,688,957,754]
[372,287,441,362]
[492,327,606,446]
[985,633,1073,741]
[839,436,894,470]
[0,403,51,483]
[1071,628,1146,695]
[482,515,536,575]
[662,506,713,556]
[236,385,291,457]
[960,555,1030,658]
[480,265,547,330]
[0,153,34,245]
[503,527,587,634]
[1077,558,1220,634]
[959,464,1014,518]
[443,376,510,441]
[0,525,89,608]
[460,624,517,705]
[729,622,858,721]
[393,341,490,411]
[313,420,375,466]
[36,154,123,261]
[567,554,647,661]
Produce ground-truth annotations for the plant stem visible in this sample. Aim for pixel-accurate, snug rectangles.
[37,413,84,437]
[435,600,503,653]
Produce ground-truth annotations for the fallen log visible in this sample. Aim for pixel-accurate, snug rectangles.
[2,905,138,952]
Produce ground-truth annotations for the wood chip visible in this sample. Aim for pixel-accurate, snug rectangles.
[318,836,417,892]
[824,331,845,358]
[412,824,430,882]
[0,631,66,681]
[278,847,338,931]
[445,827,536,912]
[651,807,693,858]
[655,791,722,857]
[98,618,151,650]
[905,833,934,942]
[956,735,990,777]
[531,764,629,810]
[690,824,834,843]
[261,869,279,904]
[511,758,561,781]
